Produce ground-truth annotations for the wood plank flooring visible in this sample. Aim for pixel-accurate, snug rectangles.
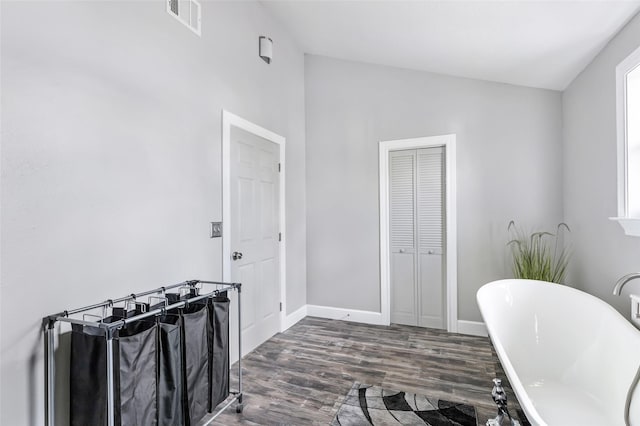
[207,317,525,426]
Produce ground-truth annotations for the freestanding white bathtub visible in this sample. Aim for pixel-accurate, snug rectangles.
[477,279,640,426]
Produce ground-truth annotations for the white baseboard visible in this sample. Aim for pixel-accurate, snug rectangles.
[282,304,486,337]
[457,320,488,337]
[282,304,308,331]
[306,304,386,325]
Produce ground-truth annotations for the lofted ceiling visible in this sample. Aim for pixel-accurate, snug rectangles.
[261,0,640,90]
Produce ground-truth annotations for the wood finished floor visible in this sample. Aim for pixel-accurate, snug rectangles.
[207,317,525,426]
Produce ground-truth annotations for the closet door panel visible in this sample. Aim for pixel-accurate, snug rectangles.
[418,254,444,329]
[417,147,445,330]
[417,148,444,252]
[389,151,417,326]
[391,253,416,325]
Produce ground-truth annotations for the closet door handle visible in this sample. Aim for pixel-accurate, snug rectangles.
[232,251,243,261]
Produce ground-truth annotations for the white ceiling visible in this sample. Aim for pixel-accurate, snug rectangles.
[261,0,640,90]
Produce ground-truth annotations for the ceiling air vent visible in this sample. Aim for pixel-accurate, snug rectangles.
[167,0,201,37]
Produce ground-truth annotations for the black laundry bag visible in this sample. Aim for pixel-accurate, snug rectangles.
[208,294,230,410]
[69,322,117,426]
[167,293,210,426]
[116,304,187,426]
[118,321,158,425]
[70,319,158,426]
[156,314,186,426]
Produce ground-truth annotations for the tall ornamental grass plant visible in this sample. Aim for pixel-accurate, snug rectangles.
[507,221,570,284]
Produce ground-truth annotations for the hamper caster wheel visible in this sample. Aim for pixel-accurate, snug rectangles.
[236,404,244,413]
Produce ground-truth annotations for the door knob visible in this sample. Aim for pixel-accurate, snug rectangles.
[232,251,243,261]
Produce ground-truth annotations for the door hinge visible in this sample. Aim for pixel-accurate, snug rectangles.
[279,302,282,312]
[278,163,281,172]
[278,232,282,242]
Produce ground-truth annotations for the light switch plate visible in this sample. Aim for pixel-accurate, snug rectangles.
[210,222,222,238]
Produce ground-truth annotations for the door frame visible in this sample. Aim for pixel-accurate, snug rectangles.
[222,110,287,332]
[379,134,457,332]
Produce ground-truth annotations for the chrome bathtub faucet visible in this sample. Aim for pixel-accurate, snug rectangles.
[486,378,521,426]
[612,272,640,295]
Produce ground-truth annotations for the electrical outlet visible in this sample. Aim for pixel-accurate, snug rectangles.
[210,222,222,238]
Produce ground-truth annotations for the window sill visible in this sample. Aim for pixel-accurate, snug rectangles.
[610,217,640,237]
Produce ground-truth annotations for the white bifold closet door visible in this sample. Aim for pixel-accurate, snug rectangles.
[389,147,445,329]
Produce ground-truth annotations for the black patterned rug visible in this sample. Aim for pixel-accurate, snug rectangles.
[331,382,477,426]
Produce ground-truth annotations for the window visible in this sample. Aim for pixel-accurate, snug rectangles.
[627,67,640,216]
[613,46,640,236]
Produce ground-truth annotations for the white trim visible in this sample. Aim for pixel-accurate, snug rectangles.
[306,305,386,325]
[280,303,486,337]
[268,303,487,336]
[613,45,640,236]
[221,110,287,332]
[379,134,458,332]
[282,305,308,331]
[610,217,640,236]
[456,320,488,337]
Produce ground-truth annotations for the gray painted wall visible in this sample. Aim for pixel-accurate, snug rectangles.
[305,55,563,321]
[0,1,306,424]
[563,12,640,315]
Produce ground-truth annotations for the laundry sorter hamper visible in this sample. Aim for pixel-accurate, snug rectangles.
[43,279,243,426]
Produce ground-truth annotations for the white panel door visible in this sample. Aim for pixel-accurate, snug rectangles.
[230,126,280,355]
[389,147,445,329]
